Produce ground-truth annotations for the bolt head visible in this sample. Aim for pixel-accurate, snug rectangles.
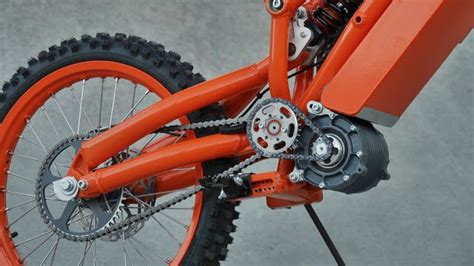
[272,0,282,9]
[60,179,72,191]
[218,190,227,200]
[356,151,363,157]
[319,182,326,189]
[78,180,88,190]
[297,9,305,19]
[234,176,244,185]
[343,175,350,181]
[350,125,357,131]
[300,32,307,38]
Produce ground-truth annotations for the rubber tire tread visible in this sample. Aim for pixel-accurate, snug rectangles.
[0,32,238,265]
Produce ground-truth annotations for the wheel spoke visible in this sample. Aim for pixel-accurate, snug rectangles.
[130,83,137,116]
[27,119,62,176]
[137,133,158,155]
[40,236,60,266]
[15,231,52,247]
[109,78,119,128]
[5,198,37,212]
[40,106,62,140]
[130,236,170,264]
[78,240,94,266]
[9,152,41,162]
[93,236,98,266]
[6,171,35,184]
[98,78,105,128]
[52,94,75,134]
[20,232,55,263]
[71,81,94,132]
[19,135,43,149]
[173,131,186,145]
[159,212,189,230]
[151,216,181,245]
[75,81,83,134]
[127,236,153,265]
[68,212,94,225]
[119,215,132,266]
[121,89,150,122]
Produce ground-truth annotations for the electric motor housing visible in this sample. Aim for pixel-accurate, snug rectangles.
[295,114,390,194]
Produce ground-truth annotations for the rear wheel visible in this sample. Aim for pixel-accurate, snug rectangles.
[0,33,238,265]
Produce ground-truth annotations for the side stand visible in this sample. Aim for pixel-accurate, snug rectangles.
[304,204,345,266]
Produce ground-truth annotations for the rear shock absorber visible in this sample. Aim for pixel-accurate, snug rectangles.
[314,0,361,33]
[306,0,362,61]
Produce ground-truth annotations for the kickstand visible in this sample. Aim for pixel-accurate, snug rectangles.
[304,204,345,266]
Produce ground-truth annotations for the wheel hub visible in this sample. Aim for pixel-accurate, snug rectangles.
[53,176,79,201]
[37,133,126,241]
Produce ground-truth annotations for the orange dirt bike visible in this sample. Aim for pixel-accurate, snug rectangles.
[0,0,471,265]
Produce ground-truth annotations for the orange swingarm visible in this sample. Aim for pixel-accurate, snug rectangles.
[79,134,249,197]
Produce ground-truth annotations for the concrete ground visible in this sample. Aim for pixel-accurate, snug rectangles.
[0,0,472,265]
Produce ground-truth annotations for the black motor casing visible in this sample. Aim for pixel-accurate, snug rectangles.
[296,115,390,194]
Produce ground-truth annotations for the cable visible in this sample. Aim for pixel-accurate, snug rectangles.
[239,62,319,117]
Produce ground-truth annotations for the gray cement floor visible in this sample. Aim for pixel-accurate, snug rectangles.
[0,0,473,265]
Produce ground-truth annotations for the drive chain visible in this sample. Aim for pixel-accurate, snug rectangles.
[39,98,330,241]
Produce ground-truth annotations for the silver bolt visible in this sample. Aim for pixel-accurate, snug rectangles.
[289,169,304,183]
[259,123,264,129]
[343,175,350,181]
[300,32,307,38]
[78,180,88,190]
[218,190,227,200]
[350,125,357,131]
[297,9,305,19]
[60,179,73,191]
[307,101,324,115]
[272,0,282,9]
[319,182,326,189]
[356,151,363,157]
[316,137,323,143]
[234,176,244,186]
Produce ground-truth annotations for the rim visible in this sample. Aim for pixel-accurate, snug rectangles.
[0,61,203,265]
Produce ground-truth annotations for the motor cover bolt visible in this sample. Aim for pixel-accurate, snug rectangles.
[289,169,304,183]
[307,101,324,115]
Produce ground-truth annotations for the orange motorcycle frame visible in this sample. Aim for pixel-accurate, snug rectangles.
[49,0,471,207]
